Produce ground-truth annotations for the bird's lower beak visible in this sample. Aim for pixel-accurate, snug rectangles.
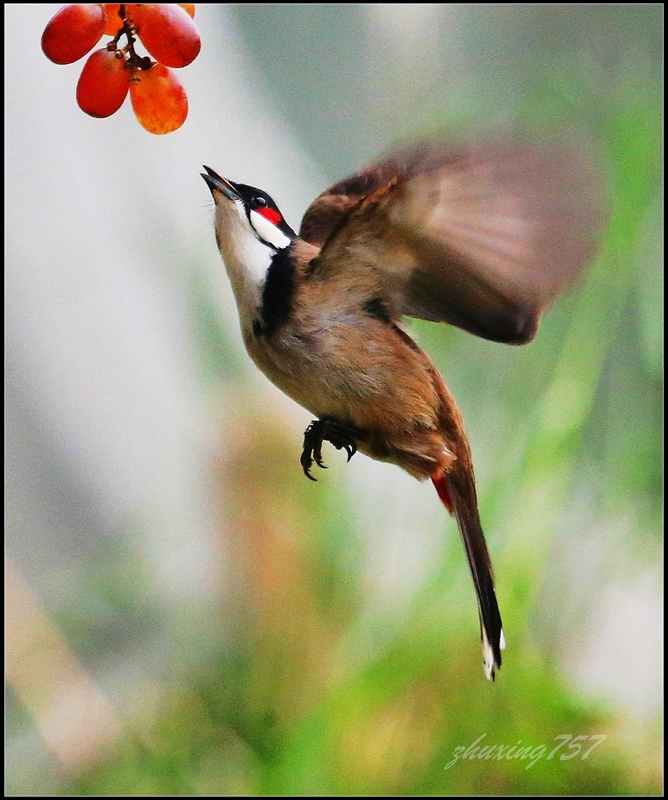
[201,166,240,201]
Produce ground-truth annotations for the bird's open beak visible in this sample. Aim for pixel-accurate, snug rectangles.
[201,166,241,201]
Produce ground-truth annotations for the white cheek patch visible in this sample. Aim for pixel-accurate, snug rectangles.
[250,209,292,250]
[215,200,274,290]
[238,229,275,287]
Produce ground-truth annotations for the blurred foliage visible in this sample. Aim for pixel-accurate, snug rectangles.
[70,414,655,796]
[9,4,662,797]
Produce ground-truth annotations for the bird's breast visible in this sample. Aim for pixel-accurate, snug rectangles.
[243,310,461,479]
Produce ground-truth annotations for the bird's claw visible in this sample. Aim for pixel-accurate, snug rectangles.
[343,441,356,462]
[301,419,366,481]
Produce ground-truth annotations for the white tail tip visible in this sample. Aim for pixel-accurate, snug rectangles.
[482,627,505,681]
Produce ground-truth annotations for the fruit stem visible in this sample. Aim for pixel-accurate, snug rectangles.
[107,5,153,72]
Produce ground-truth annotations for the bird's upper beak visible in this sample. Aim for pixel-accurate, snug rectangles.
[201,166,241,201]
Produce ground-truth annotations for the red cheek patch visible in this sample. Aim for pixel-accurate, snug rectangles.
[259,207,282,226]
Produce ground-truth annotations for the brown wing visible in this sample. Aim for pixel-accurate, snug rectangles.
[300,139,607,344]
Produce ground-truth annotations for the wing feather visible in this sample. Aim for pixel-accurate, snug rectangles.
[301,139,606,343]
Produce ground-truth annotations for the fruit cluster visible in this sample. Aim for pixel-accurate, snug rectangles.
[41,4,200,134]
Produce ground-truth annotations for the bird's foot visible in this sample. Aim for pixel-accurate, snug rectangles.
[300,418,367,481]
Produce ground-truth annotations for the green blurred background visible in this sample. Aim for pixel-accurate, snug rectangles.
[5,4,662,795]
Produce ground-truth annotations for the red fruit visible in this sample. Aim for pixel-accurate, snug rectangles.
[102,4,122,35]
[133,4,201,68]
[129,62,188,134]
[42,4,107,64]
[77,48,129,118]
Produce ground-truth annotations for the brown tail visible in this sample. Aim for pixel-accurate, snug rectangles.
[432,471,505,680]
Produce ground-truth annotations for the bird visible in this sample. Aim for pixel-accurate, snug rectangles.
[201,137,604,680]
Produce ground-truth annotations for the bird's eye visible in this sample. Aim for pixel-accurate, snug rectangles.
[253,195,268,208]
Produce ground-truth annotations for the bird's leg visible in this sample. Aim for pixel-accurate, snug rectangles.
[300,418,368,481]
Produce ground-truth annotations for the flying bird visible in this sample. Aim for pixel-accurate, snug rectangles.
[202,138,604,679]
